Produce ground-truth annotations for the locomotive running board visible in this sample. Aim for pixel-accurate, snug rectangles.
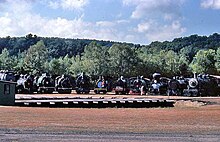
[15,97,175,108]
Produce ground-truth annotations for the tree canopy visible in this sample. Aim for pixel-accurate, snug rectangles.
[1,33,220,77]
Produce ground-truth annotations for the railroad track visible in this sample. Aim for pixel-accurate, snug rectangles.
[15,96,175,108]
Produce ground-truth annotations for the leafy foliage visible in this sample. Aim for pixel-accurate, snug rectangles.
[23,40,48,74]
[1,33,220,77]
[190,49,216,74]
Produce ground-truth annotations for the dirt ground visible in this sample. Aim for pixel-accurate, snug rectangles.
[1,95,220,141]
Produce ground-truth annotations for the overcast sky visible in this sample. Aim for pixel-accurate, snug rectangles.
[0,0,220,44]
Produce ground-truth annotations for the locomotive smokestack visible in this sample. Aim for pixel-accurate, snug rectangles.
[193,72,197,79]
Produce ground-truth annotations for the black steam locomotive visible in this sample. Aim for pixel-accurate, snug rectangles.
[166,73,220,97]
[0,70,16,82]
[182,74,219,97]
[114,76,129,95]
[75,72,90,94]
[34,73,55,94]
[149,73,169,95]
[55,75,73,94]
[16,74,35,94]
[128,76,150,95]
[167,76,187,96]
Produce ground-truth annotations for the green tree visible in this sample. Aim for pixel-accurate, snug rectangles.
[69,55,84,76]
[0,48,13,70]
[190,49,216,74]
[47,58,62,75]
[23,40,48,74]
[82,42,110,76]
[163,50,189,76]
[215,47,220,73]
[108,43,140,77]
[13,50,26,73]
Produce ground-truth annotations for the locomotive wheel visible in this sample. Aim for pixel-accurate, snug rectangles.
[41,89,45,94]
[84,91,90,94]
[103,91,107,94]
[94,90,99,94]
[76,90,81,94]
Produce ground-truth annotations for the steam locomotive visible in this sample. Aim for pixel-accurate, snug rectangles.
[128,76,150,95]
[16,74,34,94]
[34,73,55,94]
[55,75,73,94]
[114,76,129,94]
[182,74,219,97]
[149,73,169,95]
[0,70,16,82]
[75,72,90,94]
[167,76,187,96]
[166,73,220,97]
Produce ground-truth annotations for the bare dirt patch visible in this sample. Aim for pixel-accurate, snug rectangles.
[0,104,219,135]
[1,94,220,141]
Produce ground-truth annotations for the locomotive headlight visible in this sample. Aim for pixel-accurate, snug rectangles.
[188,78,198,88]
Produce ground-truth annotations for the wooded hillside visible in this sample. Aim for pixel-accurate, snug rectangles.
[1,33,220,77]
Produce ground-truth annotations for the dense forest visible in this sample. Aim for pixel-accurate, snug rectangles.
[1,33,220,78]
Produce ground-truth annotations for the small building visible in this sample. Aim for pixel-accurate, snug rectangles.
[0,80,16,106]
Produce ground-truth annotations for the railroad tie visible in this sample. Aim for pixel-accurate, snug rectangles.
[73,101,79,104]
[37,102,41,105]
[144,100,150,103]
[83,101,89,104]
[152,100,158,103]
[24,102,29,106]
[50,102,55,105]
[63,102,68,105]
